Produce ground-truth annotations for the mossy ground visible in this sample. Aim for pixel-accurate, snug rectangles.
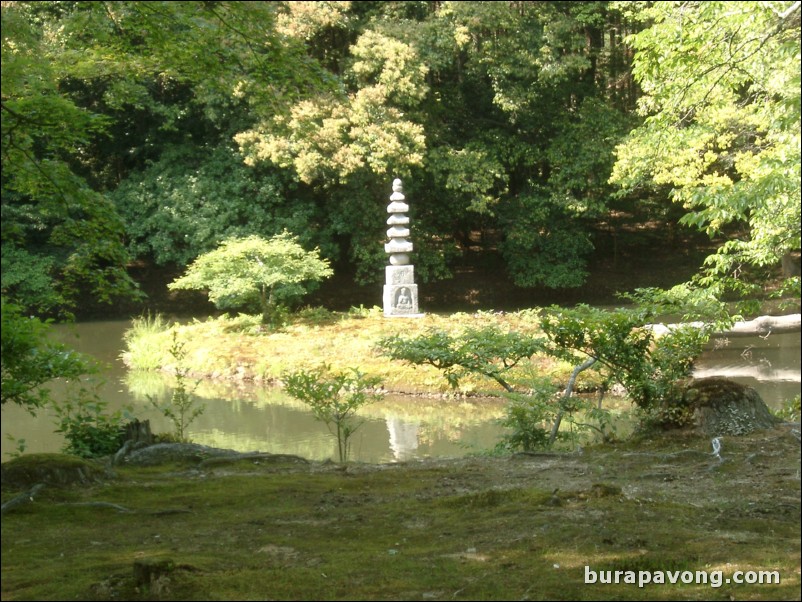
[2,427,799,601]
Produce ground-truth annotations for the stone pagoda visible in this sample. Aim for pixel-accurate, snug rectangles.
[383,179,422,317]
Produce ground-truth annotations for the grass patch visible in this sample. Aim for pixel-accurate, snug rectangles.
[3,429,798,601]
[122,313,172,371]
[120,309,596,396]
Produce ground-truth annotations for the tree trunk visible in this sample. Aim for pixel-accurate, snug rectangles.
[123,419,153,445]
[548,357,598,446]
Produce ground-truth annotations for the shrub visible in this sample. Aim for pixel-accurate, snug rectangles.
[495,384,557,452]
[774,394,801,422]
[53,393,133,458]
[282,365,383,463]
[539,303,711,413]
[168,232,333,325]
[1,297,95,411]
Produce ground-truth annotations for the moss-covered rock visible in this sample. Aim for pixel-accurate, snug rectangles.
[121,442,243,466]
[1,453,109,489]
[684,377,779,436]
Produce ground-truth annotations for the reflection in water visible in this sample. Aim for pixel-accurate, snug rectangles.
[386,417,420,461]
[0,384,507,463]
[2,321,799,461]
[693,332,801,409]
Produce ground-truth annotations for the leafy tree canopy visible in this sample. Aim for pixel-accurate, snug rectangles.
[611,1,801,299]
[2,1,327,314]
[110,144,329,267]
[235,1,639,287]
[168,233,333,324]
[8,1,795,309]
[378,326,546,393]
[1,3,140,315]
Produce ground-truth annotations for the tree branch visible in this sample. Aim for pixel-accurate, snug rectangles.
[549,357,598,446]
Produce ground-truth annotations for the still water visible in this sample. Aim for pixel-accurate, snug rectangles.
[2,320,799,462]
[1,320,507,462]
[693,330,801,409]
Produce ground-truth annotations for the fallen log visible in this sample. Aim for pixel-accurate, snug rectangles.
[1,483,45,516]
[714,314,801,337]
[693,366,800,383]
[649,313,801,338]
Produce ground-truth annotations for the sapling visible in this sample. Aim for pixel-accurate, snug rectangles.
[282,365,383,463]
[148,331,204,442]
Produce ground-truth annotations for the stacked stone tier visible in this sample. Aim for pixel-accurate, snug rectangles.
[383,178,420,316]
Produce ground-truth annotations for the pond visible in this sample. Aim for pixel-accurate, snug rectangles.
[692,329,800,409]
[1,320,508,463]
[2,320,799,462]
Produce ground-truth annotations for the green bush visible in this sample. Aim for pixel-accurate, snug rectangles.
[111,145,322,268]
[539,303,711,413]
[168,232,333,325]
[774,394,801,422]
[378,326,545,393]
[53,394,133,458]
[495,385,556,452]
[1,297,95,411]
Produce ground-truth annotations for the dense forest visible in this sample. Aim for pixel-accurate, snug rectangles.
[2,7,800,598]
[2,0,800,320]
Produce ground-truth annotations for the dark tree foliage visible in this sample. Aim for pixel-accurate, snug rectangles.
[4,0,797,313]
[0,298,95,411]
